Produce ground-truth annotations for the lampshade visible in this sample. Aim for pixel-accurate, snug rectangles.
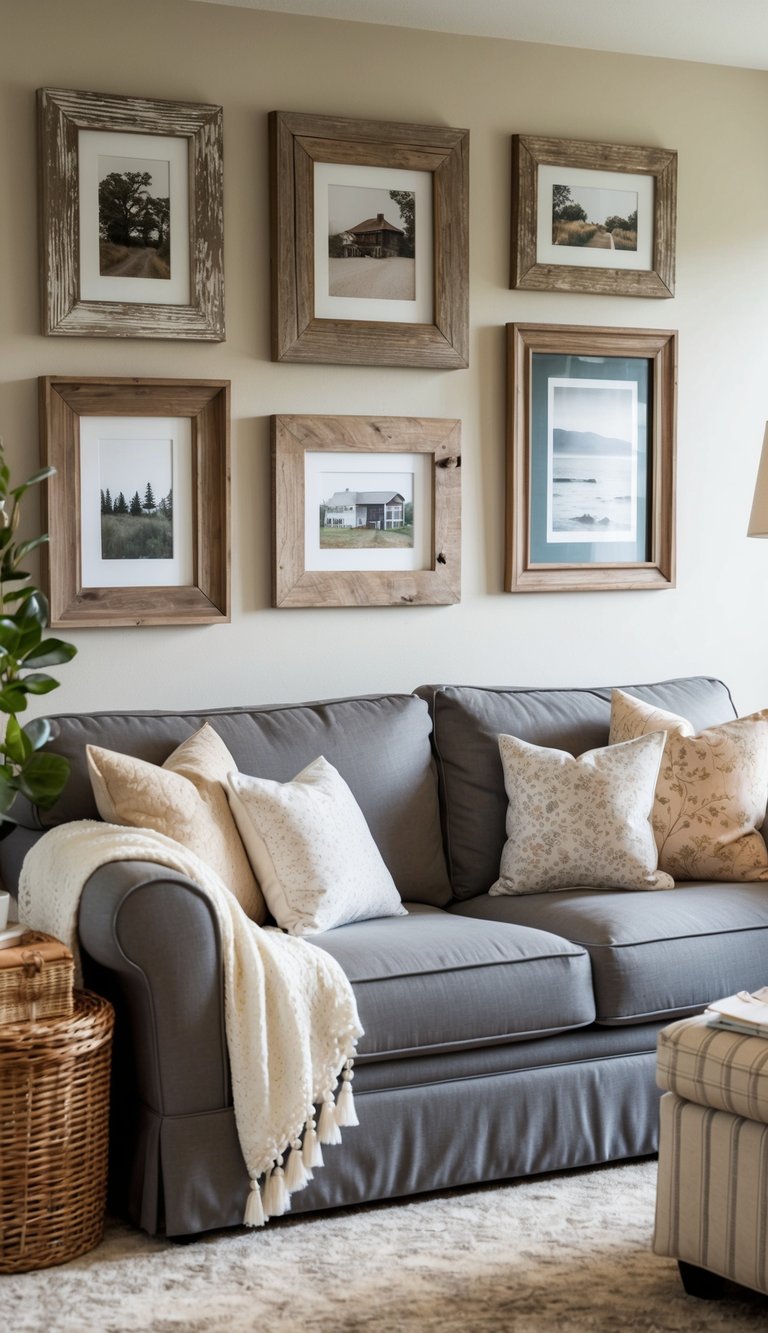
[748,422,768,537]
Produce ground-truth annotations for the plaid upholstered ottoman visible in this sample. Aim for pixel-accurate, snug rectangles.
[653,1014,768,1299]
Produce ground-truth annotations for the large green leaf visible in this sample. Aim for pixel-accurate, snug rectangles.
[10,465,56,502]
[17,591,48,628]
[13,534,49,564]
[2,716,30,764]
[23,638,76,668]
[17,752,70,808]
[21,672,59,695]
[0,772,18,816]
[0,618,22,656]
[23,718,52,751]
[0,685,28,714]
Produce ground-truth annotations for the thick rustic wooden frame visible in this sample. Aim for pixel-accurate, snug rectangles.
[38,88,224,339]
[511,134,677,298]
[272,415,461,606]
[506,324,677,592]
[270,111,469,368]
[39,377,230,626]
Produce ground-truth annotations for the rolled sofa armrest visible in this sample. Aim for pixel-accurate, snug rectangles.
[78,861,232,1118]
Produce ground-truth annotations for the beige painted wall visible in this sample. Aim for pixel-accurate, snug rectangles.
[2,0,768,715]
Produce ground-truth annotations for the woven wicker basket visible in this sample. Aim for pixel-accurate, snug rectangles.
[0,930,74,1024]
[0,990,114,1273]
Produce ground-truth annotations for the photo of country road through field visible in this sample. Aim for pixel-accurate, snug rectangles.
[552,181,638,251]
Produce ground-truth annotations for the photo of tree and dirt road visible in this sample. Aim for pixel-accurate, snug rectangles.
[552,182,638,251]
[98,154,171,279]
[98,439,174,560]
[328,186,415,300]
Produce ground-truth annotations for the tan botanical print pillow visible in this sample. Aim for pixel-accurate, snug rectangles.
[490,730,673,896]
[87,723,266,921]
[609,689,696,745]
[609,689,768,882]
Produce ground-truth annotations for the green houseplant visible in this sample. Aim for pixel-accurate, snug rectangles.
[0,444,76,827]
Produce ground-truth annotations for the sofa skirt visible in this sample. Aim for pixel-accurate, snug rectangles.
[125,1048,661,1237]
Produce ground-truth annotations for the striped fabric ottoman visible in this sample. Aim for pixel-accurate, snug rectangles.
[653,1013,768,1298]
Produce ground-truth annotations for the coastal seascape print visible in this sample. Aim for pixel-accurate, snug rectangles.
[547,379,638,544]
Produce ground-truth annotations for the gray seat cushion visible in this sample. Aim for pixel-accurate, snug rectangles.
[452,884,768,1025]
[11,693,451,908]
[415,676,736,902]
[311,904,596,1060]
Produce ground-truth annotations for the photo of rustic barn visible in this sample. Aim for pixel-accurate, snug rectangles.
[328,184,415,300]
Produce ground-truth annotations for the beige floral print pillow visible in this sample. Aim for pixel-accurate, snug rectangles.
[490,730,673,896]
[609,689,768,882]
[227,756,407,935]
[87,723,266,922]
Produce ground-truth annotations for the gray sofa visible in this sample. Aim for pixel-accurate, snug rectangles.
[3,674,767,1239]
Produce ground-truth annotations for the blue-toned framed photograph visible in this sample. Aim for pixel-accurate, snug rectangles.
[506,324,677,592]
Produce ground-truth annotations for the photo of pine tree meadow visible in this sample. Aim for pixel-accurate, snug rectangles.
[98,154,171,280]
[327,186,415,300]
[99,438,173,560]
[552,182,638,251]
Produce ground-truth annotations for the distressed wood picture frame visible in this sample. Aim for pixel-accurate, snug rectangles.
[506,323,677,592]
[39,377,230,626]
[511,134,677,298]
[38,88,225,339]
[270,111,469,368]
[272,415,461,606]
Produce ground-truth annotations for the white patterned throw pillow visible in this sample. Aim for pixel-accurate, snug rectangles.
[227,756,407,935]
[490,730,674,896]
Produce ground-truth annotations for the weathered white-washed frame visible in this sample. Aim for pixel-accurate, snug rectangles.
[38,88,224,339]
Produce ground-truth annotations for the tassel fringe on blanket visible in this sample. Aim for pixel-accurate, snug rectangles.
[247,1058,358,1224]
[18,820,364,1228]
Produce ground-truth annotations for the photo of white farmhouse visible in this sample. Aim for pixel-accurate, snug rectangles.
[319,476,414,549]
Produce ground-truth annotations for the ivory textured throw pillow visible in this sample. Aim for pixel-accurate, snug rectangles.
[610,688,768,882]
[227,756,406,935]
[490,730,673,896]
[87,724,266,922]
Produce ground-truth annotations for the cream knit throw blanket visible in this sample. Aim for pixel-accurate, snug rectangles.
[18,820,364,1227]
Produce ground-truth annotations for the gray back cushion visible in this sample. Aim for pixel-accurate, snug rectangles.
[416,677,737,901]
[13,694,452,907]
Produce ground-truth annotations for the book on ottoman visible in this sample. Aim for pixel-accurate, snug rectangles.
[0,930,74,1024]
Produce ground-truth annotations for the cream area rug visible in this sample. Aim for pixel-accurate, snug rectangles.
[5,1161,768,1332]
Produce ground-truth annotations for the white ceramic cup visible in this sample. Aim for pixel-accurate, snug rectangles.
[0,890,9,931]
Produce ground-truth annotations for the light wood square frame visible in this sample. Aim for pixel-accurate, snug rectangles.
[272,415,461,606]
[270,111,469,368]
[506,323,677,592]
[38,87,225,339]
[39,377,230,627]
[511,134,677,298]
